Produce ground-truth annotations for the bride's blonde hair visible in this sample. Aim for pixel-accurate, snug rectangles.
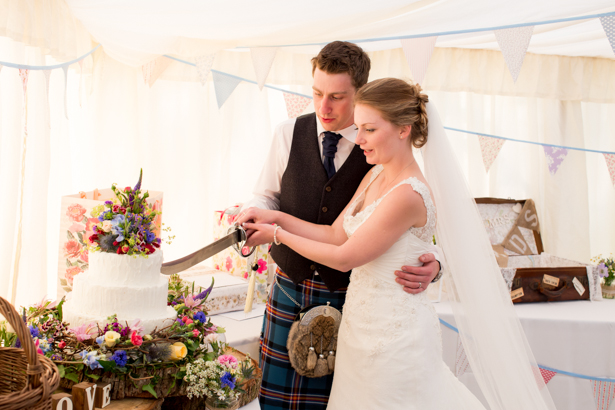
[354,78,429,148]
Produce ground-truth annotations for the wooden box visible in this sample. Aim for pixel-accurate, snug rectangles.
[475,198,602,303]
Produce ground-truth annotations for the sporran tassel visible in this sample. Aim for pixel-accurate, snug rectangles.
[327,350,335,371]
[314,336,328,377]
[307,333,317,370]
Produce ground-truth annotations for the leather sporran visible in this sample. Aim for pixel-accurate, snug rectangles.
[286,302,341,378]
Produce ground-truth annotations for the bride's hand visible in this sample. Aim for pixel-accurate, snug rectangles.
[236,208,277,226]
[241,222,277,246]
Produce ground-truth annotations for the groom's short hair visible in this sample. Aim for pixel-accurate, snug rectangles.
[311,41,371,90]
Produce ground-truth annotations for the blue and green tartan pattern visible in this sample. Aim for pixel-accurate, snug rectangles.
[258,267,347,410]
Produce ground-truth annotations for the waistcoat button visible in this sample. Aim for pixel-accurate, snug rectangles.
[322,207,328,212]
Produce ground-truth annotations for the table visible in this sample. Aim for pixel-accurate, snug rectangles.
[435,299,615,410]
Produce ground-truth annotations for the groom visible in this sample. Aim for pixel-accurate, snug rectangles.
[242,41,441,409]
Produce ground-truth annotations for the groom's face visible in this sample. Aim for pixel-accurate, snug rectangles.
[312,68,356,132]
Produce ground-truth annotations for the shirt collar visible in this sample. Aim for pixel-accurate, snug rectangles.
[316,119,358,144]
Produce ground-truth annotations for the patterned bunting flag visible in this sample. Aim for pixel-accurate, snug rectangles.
[604,154,615,186]
[212,71,242,109]
[400,36,438,85]
[18,69,28,97]
[592,380,615,410]
[250,47,278,90]
[142,56,172,87]
[43,70,52,100]
[195,54,216,86]
[455,336,470,377]
[539,368,557,385]
[494,26,534,83]
[543,146,568,175]
[600,16,615,56]
[283,92,312,118]
[478,135,505,172]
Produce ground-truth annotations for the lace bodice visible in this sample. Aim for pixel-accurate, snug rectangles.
[343,164,436,242]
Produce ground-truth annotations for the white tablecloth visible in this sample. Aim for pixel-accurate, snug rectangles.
[435,299,615,410]
[210,301,615,410]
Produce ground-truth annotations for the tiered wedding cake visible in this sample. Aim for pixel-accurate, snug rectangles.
[63,170,177,334]
[63,250,177,334]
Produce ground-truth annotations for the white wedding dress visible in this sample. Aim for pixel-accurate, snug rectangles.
[327,165,486,410]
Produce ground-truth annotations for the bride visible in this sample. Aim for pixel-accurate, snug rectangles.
[238,78,556,410]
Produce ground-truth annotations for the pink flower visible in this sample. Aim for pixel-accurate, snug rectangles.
[183,294,198,308]
[65,266,84,285]
[131,331,143,347]
[243,272,248,279]
[217,354,238,368]
[35,339,43,355]
[130,319,144,336]
[32,295,58,310]
[66,204,86,222]
[192,329,200,338]
[184,318,193,325]
[64,240,82,258]
[69,223,85,233]
[225,256,233,271]
[70,322,97,342]
[79,251,89,263]
[58,341,66,349]
[256,258,267,274]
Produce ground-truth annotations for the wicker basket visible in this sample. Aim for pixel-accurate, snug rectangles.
[0,296,60,410]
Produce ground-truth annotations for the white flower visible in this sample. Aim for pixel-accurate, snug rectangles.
[102,220,113,232]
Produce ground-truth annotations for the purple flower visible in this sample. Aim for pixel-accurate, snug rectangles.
[105,201,113,206]
[111,350,128,367]
[50,353,63,361]
[598,263,609,278]
[220,372,236,390]
[194,311,206,324]
[195,279,215,301]
[29,325,40,338]
[145,230,156,243]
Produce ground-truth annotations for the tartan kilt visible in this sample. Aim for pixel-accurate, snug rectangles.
[259,266,347,410]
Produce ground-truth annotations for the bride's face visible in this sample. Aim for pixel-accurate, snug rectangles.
[354,104,410,165]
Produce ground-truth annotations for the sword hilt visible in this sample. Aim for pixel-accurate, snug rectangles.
[229,224,256,258]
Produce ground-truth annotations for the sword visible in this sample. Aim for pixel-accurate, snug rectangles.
[160,225,256,275]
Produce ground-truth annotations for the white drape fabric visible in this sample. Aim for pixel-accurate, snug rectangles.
[423,103,557,410]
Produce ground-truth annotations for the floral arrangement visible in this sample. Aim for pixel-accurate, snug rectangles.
[88,169,162,256]
[184,353,253,406]
[593,254,615,287]
[1,276,261,402]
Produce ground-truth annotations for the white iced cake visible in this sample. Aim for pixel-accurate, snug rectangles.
[63,250,177,334]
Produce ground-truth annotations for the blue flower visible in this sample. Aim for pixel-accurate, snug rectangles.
[220,372,236,390]
[598,263,609,278]
[111,214,126,242]
[111,350,128,367]
[80,351,103,370]
[193,311,207,324]
[29,325,40,338]
[145,230,156,244]
[96,336,105,347]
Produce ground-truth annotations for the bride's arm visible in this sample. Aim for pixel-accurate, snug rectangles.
[243,185,425,272]
[238,171,373,246]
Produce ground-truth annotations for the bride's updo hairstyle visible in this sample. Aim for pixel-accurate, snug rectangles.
[354,78,429,148]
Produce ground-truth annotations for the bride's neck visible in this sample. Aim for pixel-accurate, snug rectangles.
[380,152,417,183]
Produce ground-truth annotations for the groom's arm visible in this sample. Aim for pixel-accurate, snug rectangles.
[395,253,441,294]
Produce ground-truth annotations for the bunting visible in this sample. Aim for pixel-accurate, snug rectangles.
[283,92,312,118]
[43,70,52,101]
[604,154,615,186]
[592,380,615,410]
[400,36,438,85]
[250,47,278,90]
[478,135,505,172]
[494,26,534,82]
[195,54,216,86]
[212,71,242,109]
[142,56,172,87]
[455,336,470,377]
[600,16,615,55]
[539,368,557,385]
[543,146,568,175]
[62,66,69,119]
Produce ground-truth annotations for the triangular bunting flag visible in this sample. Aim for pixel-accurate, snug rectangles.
[142,56,172,87]
[400,36,438,85]
[494,26,534,83]
[0,64,3,74]
[62,65,69,119]
[283,93,312,118]
[478,135,505,173]
[250,47,278,90]
[600,16,615,56]
[195,53,216,86]
[604,153,615,186]
[455,336,470,377]
[592,380,615,410]
[43,70,52,100]
[543,146,568,175]
[539,368,557,385]
[18,69,29,97]
[212,71,242,109]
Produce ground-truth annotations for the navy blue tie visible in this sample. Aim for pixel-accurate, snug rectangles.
[322,131,343,179]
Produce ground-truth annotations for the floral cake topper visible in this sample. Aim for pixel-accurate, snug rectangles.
[88,169,161,256]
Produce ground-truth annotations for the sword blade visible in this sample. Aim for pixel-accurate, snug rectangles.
[160,228,244,275]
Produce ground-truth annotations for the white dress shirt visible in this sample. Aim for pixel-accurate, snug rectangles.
[243,117,358,210]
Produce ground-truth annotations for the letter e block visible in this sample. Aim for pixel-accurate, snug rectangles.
[95,382,112,408]
[52,392,73,410]
[71,381,96,410]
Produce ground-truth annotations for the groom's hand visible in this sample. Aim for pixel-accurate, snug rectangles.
[394,253,440,294]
